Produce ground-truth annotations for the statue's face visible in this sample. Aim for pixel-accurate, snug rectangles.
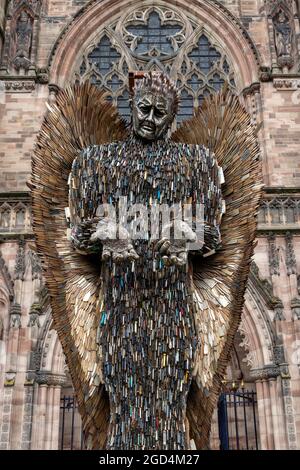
[19,11,28,22]
[278,11,286,23]
[132,92,174,141]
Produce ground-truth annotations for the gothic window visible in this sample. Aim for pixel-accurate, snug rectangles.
[0,204,12,230]
[269,200,283,224]
[15,205,25,227]
[258,201,268,224]
[75,5,237,124]
[283,198,299,224]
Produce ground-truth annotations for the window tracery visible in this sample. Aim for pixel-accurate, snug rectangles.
[74,5,237,123]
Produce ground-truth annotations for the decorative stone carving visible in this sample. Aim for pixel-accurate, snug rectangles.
[27,302,41,327]
[268,232,280,276]
[238,319,255,368]
[24,372,35,385]
[281,378,297,449]
[250,365,280,381]
[266,0,297,72]
[7,1,40,17]
[35,372,67,387]
[9,302,21,328]
[259,66,272,82]
[29,250,42,280]
[31,349,42,371]
[245,286,275,364]
[75,5,237,124]
[242,82,261,97]
[291,297,300,320]
[274,299,285,320]
[249,262,285,335]
[4,79,35,92]
[0,0,41,76]
[14,239,26,280]
[258,195,300,228]
[285,232,297,275]
[0,250,14,298]
[4,371,16,387]
[0,197,32,233]
[12,10,33,71]
[36,67,49,84]
[48,83,61,95]
[273,78,300,90]
[273,8,294,69]
[273,343,286,364]
[280,364,291,379]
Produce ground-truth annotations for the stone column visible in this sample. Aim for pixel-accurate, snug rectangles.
[33,383,48,449]
[51,385,62,450]
[44,385,54,450]
[30,382,41,449]
[255,380,268,449]
[30,373,65,449]
[281,376,298,449]
[21,385,34,449]
[262,379,275,448]
[251,366,282,449]
[0,387,13,450]
[268,378,281,448]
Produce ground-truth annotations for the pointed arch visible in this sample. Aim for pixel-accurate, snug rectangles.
[48,0,261,89]
[239,279,277,371]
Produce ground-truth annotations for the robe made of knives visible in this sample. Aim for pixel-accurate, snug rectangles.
[69,135,223,450]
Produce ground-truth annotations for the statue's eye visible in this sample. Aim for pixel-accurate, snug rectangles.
[139,105,150,113]
[155,109,165,118]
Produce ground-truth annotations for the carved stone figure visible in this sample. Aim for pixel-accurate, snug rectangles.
[9,303,21,328]
[31,73,262,450]
[291,298,300,320]
[13,10,33,70]
[14,239,26,280]
[27,303,41,327]
[273,9,294,68]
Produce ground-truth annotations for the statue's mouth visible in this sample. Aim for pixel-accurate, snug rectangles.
[141,122,155,133]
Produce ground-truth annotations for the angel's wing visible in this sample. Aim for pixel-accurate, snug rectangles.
[31,82,128,449]
[172,86,263,449]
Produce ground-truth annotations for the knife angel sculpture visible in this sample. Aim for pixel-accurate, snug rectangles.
[31,72,262,450]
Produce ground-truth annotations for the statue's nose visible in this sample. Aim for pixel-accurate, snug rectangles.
[148,107,155,122]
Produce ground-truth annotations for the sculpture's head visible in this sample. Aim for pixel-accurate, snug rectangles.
[132,71,179,142]
[19,11,29,22]
[277,10,284,23]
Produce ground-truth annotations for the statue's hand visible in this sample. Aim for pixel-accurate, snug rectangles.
[154,220,196,267]
[90,220,139,263]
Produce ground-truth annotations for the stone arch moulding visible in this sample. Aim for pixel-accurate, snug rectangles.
[39,328,65,375]
[240,281,277,371]
[48,0,262,90]
[240,304,270,371]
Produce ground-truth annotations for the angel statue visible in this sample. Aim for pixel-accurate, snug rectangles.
[31,72,262,450]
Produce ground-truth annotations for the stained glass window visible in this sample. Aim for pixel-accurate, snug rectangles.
[126,11,182,57]
[75,6,237,124]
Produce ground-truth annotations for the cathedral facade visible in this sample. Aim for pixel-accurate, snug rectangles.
[0,0,300,450]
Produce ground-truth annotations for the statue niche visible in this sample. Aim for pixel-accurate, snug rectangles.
[273,8,294,70]
[11,9,33,71]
